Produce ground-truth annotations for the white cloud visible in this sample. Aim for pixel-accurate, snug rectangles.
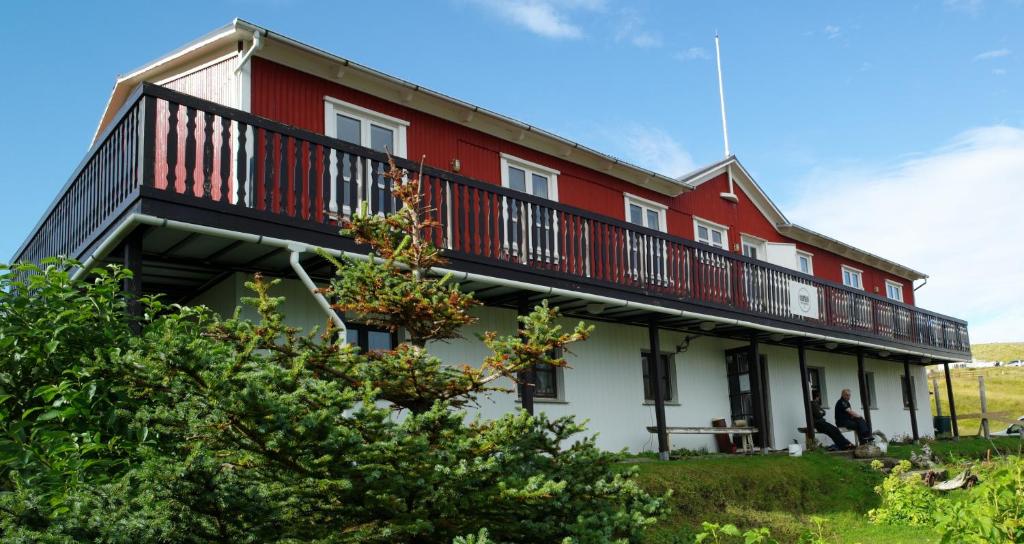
[619,125,696,177]
[469,0,605,39]
[824,25,841,39]
[785,126,1024,343]
[676,47,710,61]
[614,11,662,48]
[945,0,984,14]
[993,68,1008,76]
[974,48,1011,61]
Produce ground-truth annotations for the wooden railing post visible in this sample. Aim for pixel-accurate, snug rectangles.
[137,94,156,188]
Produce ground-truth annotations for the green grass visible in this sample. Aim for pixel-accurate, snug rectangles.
[970,342,1024,362]
[886,436,1024,462]
[633,452,937,543]
[929,366,1024,432]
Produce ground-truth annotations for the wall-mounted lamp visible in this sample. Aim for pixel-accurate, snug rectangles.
[450,158,461,173]
[825,342,838,350]
[770,333,785,342]
[698,321,717,332]
[585,302,605,315]
[878,350,891,358]
[676,334,700,353]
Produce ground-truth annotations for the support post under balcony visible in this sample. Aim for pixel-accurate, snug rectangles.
[943,361,959,440]
[904,359,920,441]
[123,228,144,335]
[517,298,535,416]
[856,350,872,432]
[648,318,670,460]
[798,343,816,448]
[748,334,768,453]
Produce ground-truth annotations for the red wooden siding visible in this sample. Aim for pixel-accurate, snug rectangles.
[249,56,917,305]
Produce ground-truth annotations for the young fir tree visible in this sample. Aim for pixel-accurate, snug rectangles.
[0,159,667,543]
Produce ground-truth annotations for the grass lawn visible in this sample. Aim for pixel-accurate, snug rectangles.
[887,435,1024,461]
[929,365,1024,432]
[970,342,1024,363]
[633,452,938,543]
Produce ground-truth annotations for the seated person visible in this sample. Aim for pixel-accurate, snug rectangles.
[811,392,853,450]
[835,388,873,443]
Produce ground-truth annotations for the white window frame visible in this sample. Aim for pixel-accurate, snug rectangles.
[623,193,667,232]
[624,194,669,284]
[499,153,560,200]
[841,265,864,290]
[885,280,904,302]
[499,153,560,261]
[740,234,767,260]
[865,371,877,410]
[693,216,729,249]
[807,366,827,405]
[323,96,410,215]
[796,250,814,275]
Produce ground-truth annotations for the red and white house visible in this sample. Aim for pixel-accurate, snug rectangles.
[15,20,971,457]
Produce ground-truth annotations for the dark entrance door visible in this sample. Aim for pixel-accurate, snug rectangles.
[725,347,772,448]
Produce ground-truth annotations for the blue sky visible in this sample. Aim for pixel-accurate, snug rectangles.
[1,0,1022,343]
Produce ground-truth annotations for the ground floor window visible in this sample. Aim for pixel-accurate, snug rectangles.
[532,363,558,398]
[641,352,674,402]
[865,372,878,409]
[807,367,827,402]
[345,323,397,352]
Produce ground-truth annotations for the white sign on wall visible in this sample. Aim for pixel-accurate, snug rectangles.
[788,280,819,319]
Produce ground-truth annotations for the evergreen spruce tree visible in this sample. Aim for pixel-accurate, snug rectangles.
[0,158,667,543]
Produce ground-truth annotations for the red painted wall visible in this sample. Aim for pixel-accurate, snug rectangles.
[249,57,916,305]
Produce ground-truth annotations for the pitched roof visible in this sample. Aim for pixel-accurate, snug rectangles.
[677,156,927,281]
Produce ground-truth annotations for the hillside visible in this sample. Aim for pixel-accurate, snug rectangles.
[971,342,1024,362]
[929,365,1024,433]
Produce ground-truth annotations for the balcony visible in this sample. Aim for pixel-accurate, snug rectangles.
[14,83,970,360]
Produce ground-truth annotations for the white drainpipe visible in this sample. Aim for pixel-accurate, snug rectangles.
[72,213,961,362]
[289,246,347,344]
[233,30,264,75]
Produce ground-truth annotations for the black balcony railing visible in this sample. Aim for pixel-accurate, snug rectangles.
[14,83,971,356]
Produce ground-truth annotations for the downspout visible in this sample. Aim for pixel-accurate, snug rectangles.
[289,246,347,345]
[233,30,264,75]
[913,277,928,292]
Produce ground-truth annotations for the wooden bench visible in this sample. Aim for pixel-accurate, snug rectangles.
[797,426,858,447]
[646,426,760,454]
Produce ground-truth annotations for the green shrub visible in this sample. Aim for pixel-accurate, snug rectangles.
[867,460,943,526]
[933,456,1024,543]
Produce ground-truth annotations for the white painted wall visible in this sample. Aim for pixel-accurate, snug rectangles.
[190,275,934,453]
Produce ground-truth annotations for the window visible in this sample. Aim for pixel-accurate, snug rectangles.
[324,97,409,214]
[796,251,814,275]
[624,193,667,232]
[885,280,904,302]
[740,235,767,260]
[641,352,674,402]
[345,323,397,352]
[901,375,917,409]
[841,265,863,290]
[865,372,877,409]
[807,367,827,404]
[518,348,564,401]
[693,217,728,249]
[500,154,560,259]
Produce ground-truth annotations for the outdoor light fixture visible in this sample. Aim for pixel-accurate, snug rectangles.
[879,350,891,358]
[770,333,784,342]
[825,342,838,350]
[698,321,716,332]
[450,158,462,173]
[584,302,605,315]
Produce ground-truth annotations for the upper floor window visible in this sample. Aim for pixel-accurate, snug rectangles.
[694,217,728,249]
[324,97,409,157]
[500,153,559,201]
[841,265,863,290]
[740,235,767,260]
[885,280,904,302]
[796,250,814,275]
[624,193,667,232]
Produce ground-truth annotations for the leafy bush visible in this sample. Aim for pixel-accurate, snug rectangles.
[933,456,1024,543]
[867,460,941,526]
